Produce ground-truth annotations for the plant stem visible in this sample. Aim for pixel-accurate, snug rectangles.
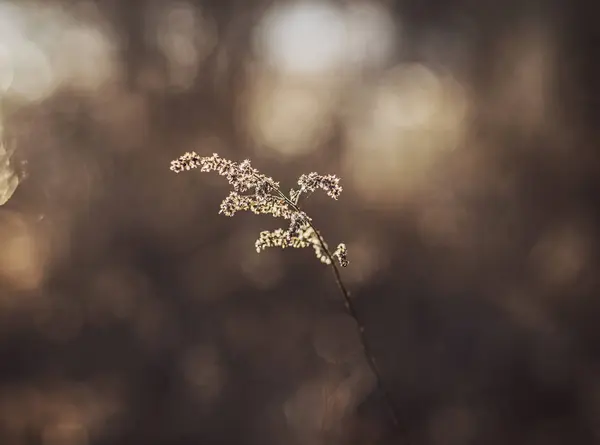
[315,233,400,430]
[272,186,400,429]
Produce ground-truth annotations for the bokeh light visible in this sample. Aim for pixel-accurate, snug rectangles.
[149,1,218,91]
[255,2,348,76]
[0,1,117,102]
[0,210,46,290]
[343,63,469,206]
[240,68,341,157]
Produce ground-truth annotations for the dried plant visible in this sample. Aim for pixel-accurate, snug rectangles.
[170,152,399,428]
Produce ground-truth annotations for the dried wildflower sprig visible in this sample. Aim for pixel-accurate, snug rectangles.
[298,172,343,200]
[170,151,400,428]
[170,152,347,268]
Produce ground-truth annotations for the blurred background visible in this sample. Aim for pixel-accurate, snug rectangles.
[0,0,599,444]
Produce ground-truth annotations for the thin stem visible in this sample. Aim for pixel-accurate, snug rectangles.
[270,185,400,429]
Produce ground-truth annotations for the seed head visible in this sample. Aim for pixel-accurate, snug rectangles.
[170,152,349,267]
[298,172,343,200]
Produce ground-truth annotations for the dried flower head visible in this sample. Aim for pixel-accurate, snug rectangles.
[170,151,348,268]
[333,243,349,268]
[170,152,403,429]
[298,172,343,200]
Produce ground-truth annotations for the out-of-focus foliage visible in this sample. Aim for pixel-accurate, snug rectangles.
[0,136,19,206]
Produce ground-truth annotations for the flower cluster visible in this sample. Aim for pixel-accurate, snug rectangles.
[288,211,311,237]
[255,226,333,265]
[170,151,202,172]
[298,172,343,200]
[333,243,349,267]
[255,227,313,251]
[170,151,348,267]
[170,152,279,195]
[219,192,293,218]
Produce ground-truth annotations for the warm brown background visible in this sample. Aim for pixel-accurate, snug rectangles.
[0,0,599,444]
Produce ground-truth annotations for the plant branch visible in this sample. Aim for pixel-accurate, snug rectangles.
[169,153,402,432]
[271,186,400,429]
